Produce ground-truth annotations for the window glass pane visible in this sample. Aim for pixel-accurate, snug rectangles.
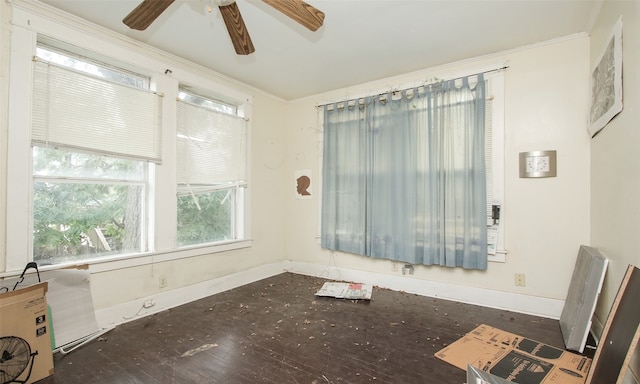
[33,147,147,264]
[33,181,145,264]
[36,45,147,89]
[178,90,236,115]
[177,189,234,247]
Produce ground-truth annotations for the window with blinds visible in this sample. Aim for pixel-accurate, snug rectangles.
[31,45,159,263]
[176,90,248,247]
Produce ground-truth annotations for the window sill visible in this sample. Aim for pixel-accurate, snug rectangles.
[1,239,254,277]
[488,250,507,263]
[91,239,253,273]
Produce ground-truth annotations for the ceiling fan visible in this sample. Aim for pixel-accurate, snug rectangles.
[123,0,325,55]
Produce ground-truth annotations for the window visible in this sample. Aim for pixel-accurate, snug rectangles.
[32,148,147,263]
[30,45,161,264]
[176,90,248,247]
[5,15,253,273]
[321,74,499,270]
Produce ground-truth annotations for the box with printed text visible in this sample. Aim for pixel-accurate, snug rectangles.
[436,324,591,384]
[0,282,54,383]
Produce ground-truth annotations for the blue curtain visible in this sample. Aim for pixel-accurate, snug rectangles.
[321,74,487,270]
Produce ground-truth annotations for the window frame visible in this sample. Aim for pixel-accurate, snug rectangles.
[176,87,248,248]
[486,72,506,262]
[4,6,252,273]
[31,147,151,262]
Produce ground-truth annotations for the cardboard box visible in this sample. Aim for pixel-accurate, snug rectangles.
[0,282,54,383]
[436,324,591,384]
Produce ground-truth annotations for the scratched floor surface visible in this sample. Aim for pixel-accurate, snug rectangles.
[36,272,568,384]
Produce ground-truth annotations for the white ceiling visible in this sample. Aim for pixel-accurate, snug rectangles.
[38,0,600,100]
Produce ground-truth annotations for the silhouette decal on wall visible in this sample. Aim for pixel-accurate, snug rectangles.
[294,170,312,199]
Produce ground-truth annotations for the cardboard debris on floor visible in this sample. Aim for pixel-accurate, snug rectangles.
[436,324,591,384]
[0,282,54,384]
[315,282,373,300]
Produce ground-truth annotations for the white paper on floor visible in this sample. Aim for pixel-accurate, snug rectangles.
[315,282,373,300]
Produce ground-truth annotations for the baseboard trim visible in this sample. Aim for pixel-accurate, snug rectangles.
[95,260,565,330]
[284,261,565,319]
[94,261,287,329]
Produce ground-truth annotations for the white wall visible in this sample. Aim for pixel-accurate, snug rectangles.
[589,1,640,383]
[284,36,591,318]
[590,0,640,333]
[0,0,11,274]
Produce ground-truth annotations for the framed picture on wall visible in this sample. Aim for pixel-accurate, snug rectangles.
[588,16,623,137]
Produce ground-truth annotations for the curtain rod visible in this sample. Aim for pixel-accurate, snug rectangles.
[429,65,509,85]
[316,66,509,108]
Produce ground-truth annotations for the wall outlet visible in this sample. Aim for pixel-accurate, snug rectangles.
[514,273,526,287]
[143,299,155,308]
[403,264,415,275]
[159,275,167,288]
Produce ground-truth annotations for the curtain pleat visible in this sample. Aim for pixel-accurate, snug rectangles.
[321,74,487,270]
[321,98,371,256]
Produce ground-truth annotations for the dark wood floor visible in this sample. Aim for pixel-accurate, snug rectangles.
[36,272,574,383]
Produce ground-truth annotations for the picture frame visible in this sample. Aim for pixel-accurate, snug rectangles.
[588,17,623,137]
[559,245,608,353]
[519,150,557,178]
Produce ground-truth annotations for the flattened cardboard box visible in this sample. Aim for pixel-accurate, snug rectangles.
[0,282,54,383]
[436,324,591,384]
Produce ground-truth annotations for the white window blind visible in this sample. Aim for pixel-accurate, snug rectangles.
[176,100,247,190]
[32,60,163,163]
[485,96,494,223]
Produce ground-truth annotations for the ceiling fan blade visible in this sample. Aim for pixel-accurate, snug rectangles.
[123,0,175,30]
[262,0,325,31]
[219,2,255,55]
